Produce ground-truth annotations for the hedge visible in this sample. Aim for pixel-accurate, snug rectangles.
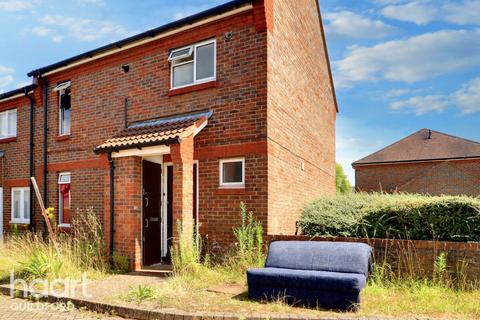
[299,193,480,242]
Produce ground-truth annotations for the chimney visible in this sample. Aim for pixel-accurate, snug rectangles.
[426,129,432,140]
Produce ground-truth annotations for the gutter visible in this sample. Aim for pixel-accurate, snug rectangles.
[352,156,480,167]
[42,80,49,234]
[24,88,35,231]
[27,0,253,78]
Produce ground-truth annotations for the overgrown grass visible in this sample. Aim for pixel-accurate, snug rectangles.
[154,202,480,318]
[0,209,109,282]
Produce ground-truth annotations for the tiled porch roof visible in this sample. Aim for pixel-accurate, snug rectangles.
[94,110,212,153]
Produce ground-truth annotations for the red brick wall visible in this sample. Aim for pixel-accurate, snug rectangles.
[266,0,336,235]
[355,159,480,196]
[27,7,270,247]
[0,96,32,232]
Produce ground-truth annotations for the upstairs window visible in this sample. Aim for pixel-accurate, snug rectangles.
[54,81,71,136]
[219,158,245,188]
[0,109,17,139]
[169,39,216,89]
[58,172,71,226]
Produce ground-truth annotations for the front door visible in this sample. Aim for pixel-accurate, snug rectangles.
[142,160,162,266]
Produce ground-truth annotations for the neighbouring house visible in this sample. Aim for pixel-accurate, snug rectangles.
[0,0,337,270]
[353,129,480,196]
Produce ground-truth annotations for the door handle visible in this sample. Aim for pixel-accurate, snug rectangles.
[144,218,149,228]
[145,197,149,207]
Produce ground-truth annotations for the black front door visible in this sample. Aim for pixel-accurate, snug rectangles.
[142,160,162,266]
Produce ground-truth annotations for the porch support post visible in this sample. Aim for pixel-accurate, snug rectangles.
[170,135,194,243]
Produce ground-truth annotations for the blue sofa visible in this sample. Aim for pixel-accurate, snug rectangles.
[247,241,373,310]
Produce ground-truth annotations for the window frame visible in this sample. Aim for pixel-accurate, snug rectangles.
[219,157,245,188]
[11,187,30,224]
[58,86,71,136]
[58,172,71,227]
[0,109,17,139]
[170,39,216,90]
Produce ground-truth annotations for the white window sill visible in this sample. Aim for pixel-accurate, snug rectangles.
[219,184,245,189]
[9,220,30,224]
[58,224,71,228]
[170,78,216,91]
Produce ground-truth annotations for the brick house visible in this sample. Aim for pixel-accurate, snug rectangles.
[0,0,337,269]
[353,129,480,196]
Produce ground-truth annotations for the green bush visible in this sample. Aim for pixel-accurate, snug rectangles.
[299,193,480,242]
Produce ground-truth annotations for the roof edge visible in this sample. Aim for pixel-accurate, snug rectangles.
[352,156,480,167]
[316,0,338,113]
[94,137,180,154]
[0,84,37,102]
[27,0,253,77]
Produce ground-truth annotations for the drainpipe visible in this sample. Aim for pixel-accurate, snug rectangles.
[25,88,35,231]
[42,80,49,234]
[108,152,115,257]
[124,97,129,129]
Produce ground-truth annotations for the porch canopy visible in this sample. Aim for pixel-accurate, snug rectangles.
[95,109,212,255]
[94,109,212,155]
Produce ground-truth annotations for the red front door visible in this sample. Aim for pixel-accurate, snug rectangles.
[142,160,162,266]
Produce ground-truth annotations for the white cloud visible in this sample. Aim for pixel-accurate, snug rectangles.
[381,0,480,25]
[37,15,134,42]
[389,95,448,115]
[443,0,480,25]
[173,5,210,20]
[31,26,52,36]
[324,11,396,39]
[16,81,31,88]
[381,1,438,25]
[0,0,32,11]
[0,65,15,91]
[333,29,480,88]
[454,77,480,114]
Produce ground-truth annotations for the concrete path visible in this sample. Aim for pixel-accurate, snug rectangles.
[0,295,124,319]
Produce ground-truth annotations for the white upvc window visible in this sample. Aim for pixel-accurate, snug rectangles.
[54,81,71,136]
[11,187,30,224]
[219,157,245,188]
[58,172,71,227]
[0,109,17,139]
[169,39,216,89]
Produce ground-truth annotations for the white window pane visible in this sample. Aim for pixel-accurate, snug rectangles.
[169,47,192,60]
[58,173,71,184]
[13,190,21,219]
[173,62,194,88]
[23,189,30,219]
[61,108,71,134]
[222,161,243,183]
[8,110,16,136]
[0,113,7,137]
[196,43,215,80]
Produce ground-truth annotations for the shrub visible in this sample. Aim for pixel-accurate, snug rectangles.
[111,252,131,274]
[300,193,480,242]
[232,202,264,271]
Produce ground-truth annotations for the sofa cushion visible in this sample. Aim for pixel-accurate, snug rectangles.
[265,241,372,277]
[247,267,366,293]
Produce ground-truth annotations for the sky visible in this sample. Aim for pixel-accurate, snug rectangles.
[0,0,479,184]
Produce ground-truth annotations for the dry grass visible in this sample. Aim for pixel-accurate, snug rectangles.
[110,265,480,319]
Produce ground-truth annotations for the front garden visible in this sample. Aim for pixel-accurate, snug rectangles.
[0,197,480,319]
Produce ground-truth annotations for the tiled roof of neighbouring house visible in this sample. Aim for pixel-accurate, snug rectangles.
[94,110,212,153]
[353,128,480,165]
